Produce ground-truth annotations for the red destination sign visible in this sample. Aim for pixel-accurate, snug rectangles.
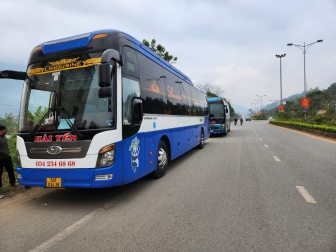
[301,98,310,110]
[279,105,285,112]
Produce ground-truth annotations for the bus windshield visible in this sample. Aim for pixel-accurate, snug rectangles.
[209,103,225,119]
[19,63,114,134]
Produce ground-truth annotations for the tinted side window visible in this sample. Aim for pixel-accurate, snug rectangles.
[163,69,182,115]
[199,92,208,115]
[180,81,191,115]
[137,52,167,114]
[189,86,201,116]
[121,46,139,78]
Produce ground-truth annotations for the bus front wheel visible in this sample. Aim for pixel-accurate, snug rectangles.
[151,140,168,178]
[197,129,204,149]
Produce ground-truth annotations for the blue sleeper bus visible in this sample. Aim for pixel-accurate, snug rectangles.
[207,97,230,135]
[0,29,210,188]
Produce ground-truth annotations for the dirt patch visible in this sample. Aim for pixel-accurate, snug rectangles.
[0,186,54,214]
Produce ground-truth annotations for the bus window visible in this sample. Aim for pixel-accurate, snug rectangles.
[137,52,167,114]
[123,77,140,125]
[180,80,191,115]
[163,69,182,115]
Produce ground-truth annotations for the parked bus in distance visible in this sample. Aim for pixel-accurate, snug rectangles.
[0,29,210,188]
[207,97,230,135]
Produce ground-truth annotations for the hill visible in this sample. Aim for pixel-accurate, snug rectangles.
[231,103,249,116]
[262,92,305,111]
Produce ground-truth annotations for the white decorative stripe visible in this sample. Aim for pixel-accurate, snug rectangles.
[139,114,206,132]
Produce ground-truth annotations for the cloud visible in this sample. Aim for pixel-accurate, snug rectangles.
[1,0,336,110]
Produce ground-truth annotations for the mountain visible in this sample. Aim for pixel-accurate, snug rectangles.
[231,103,250,116]
[262,92,305,110]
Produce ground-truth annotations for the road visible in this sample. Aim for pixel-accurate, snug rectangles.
[1,120,336,252]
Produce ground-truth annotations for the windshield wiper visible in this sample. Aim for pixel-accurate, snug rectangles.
[27,108,54,141]
[59,108,83,139]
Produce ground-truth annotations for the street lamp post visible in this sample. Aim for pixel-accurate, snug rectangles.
[254,99,259,114]
[275,54,285,105]
[287,40,323,97]
[256,95,266,113]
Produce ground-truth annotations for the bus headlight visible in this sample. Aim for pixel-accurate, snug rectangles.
[96,144,115,168]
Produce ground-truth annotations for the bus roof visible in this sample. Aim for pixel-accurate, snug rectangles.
[31,29,193,85]
[207,97,228,104]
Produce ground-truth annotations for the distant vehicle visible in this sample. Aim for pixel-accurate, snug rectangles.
[208,97,230,135]
[246,117,251,121]
[268,116,273,120]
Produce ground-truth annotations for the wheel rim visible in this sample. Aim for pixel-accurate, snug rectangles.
[158,147,167,170]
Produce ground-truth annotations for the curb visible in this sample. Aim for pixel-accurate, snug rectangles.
[269,122,336,141]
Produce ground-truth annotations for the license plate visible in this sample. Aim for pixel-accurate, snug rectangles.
[46,178,62,187]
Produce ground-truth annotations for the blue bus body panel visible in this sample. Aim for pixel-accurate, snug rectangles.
[40,30,116,54]
[17,141,125,188]
[17,122,209,188]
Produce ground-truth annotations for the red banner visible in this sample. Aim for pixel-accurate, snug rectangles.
[279,105,285,112]
[301,98,310,110]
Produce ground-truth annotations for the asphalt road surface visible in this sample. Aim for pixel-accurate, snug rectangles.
[1,120,336,252]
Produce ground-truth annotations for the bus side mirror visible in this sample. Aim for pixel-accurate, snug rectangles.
[224,105,228,113]
[205,108,209,115]
[0,70,27,80]
[98,87,112,98]
[98,64,111,87]
[132,98,143,125]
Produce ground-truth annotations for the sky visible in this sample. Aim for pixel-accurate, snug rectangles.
[1,0,336,116]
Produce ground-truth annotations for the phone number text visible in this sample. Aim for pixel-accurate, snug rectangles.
[36,161,76,167]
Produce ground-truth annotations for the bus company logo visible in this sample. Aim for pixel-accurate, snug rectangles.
[129,137,140,173]
[34,133,77,142]
[47,145,62,155]
[49,58,80,66]
[28,57,101,76]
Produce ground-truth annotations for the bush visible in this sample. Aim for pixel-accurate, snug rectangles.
[8,133,17,169]
[270,120,336,133]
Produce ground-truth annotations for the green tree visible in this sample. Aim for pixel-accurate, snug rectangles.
[28,106,49,124]
[142,39,178,64]
[0,113,19,133]
[198,82,224,97]
[197,82,236,117]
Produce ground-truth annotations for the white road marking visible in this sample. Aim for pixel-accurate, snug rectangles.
[264,144,269,147]
[29,187,134,252]
[273,156,281,162]
[260,138,263,140]
[296,186,317,203]
[29,208,105,252]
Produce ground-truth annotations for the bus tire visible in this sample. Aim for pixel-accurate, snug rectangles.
[151,140,168,178]
[197,129,204,149]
